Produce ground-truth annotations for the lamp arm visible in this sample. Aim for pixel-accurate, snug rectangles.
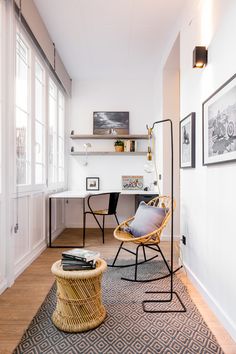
[147,119,174,292]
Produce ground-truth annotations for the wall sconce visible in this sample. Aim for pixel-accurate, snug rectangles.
[193,46,208,68]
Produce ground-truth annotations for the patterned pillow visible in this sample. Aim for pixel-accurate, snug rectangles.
[125,201,167,237]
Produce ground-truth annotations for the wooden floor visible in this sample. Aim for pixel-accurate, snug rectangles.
[0,228,235,354]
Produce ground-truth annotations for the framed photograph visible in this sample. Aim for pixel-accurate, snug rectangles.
[122,176,144,190]
[203,73,236,165]
[93,111,129,135]
[180,113,195,168]
[86,177,99,191]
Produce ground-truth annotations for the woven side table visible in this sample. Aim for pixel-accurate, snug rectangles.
[51,258,107,332]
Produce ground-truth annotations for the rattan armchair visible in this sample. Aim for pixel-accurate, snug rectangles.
[110,196,179,282]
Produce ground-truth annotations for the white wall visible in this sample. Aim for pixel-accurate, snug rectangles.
[179,0,236,341]
[66,78,160,227]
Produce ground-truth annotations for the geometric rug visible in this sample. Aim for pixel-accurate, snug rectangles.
[13,260,224,354]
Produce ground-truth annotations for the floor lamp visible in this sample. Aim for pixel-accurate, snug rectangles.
[142,119,186,313]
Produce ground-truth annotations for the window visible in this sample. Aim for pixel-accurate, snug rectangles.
[15,28,66,190]
[15,32,30,186]
[48,78,65,186]
[34,59,45,184]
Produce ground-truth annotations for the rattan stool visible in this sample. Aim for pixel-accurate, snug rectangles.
[51,258,107,332]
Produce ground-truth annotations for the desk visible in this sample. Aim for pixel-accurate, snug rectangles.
[49,190,157,248]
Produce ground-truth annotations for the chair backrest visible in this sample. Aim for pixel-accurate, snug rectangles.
[108,192,120,214]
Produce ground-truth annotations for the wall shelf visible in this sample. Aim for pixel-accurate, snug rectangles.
[70,151,147,156]
[70,134,149,140]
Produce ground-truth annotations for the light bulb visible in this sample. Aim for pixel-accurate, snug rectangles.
[144,160,154,173]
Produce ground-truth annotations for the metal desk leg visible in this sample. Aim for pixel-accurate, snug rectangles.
[83,197,85,247]
[49,197,52,248]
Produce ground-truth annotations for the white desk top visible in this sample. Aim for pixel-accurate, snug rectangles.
[50,190,158,199]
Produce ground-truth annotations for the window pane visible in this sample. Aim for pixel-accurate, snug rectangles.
[16,108,29,185]
[35,163,44,185]
[35,79,43,122]
[35,121,43,163]
[16,34,29,113]
[35,60,43,82]
[48,78,57,184]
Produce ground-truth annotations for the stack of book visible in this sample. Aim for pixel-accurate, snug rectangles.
[61,248,100,271]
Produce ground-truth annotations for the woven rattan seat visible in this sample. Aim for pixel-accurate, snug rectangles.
[51,258,107,332]
[110,196,177,282]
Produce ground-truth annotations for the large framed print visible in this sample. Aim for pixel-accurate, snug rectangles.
[203,73,236,165]
[93,111,129,135]
[180,113,195,168]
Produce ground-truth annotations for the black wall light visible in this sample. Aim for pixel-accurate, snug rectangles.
[193,46,208,68]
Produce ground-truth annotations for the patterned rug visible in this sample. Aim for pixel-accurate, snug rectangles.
[14,260,224,354]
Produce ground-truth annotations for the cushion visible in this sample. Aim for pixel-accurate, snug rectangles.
[124,201,167,237]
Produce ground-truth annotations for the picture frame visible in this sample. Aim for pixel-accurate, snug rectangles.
[93,111,129,135]
[122,176,144,190]
[202,73,236,166]
[86,177,100,191]
[180,112,195,168]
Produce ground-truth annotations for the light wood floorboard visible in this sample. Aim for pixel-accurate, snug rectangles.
[0,228,235,353]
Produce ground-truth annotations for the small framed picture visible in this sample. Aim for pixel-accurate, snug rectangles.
[86,177,100,191]
[203,73,236,165]
[122,176,144,190]
[180,112,196,168]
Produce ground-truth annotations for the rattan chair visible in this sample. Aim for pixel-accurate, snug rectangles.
[84,192,120,244]
[110,195,179,282]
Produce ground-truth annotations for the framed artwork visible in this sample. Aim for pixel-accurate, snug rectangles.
[203,73,236,165]
[180,112,195,168]
[93,111,129,135]
[86,177,100,191]
[122,176,144,190]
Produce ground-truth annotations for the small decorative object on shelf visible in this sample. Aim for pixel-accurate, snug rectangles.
[130,140,136,152]
[71,130,74,135]
[114,140,124,152]
[71,146,74,152]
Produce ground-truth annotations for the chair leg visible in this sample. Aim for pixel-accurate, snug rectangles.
[114,213,119,225]
[102,215,105,244]
[109,241,124,267]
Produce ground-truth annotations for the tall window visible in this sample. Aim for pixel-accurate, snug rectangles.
[15,32,30,186]
[15,29,66,190]
[48,78,65,186]
[34,59,45,184]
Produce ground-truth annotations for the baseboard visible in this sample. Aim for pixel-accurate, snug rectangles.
[0,279,8,295]
[14,240,47,279]
[183,261,236,342]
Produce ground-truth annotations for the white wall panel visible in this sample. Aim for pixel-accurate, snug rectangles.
[30,192,45,249]
[14,196,30,267]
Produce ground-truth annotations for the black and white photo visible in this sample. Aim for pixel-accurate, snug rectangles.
[93,111,129,135]
[180,113,195,168]
[203,73,236,165]
[86,177,100,191]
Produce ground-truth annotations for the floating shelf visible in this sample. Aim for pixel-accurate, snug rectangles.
[70,151,147,156]
[70,134,149,140]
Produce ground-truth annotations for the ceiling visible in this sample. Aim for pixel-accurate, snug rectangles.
[33,0,187,80]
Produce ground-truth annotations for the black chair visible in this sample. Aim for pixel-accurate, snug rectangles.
[84,192,120,244]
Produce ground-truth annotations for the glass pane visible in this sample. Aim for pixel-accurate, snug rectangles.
[35,79,44,122]
[49,78,57,99]
[35,60,43,82]
[35,121,43,163]
[58,167,64,183]
[49,95,57,131]
[58,137,64,168]
[16,53,28,111]
[58,105,64,137]
[16,108,29,185]
[35,163,44,184]
[16,34,28,63]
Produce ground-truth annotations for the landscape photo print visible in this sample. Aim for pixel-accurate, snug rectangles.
[203,73,236,165]
[93,112,129,135]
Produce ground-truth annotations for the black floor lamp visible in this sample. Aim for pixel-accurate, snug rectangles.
[142,119,186,313]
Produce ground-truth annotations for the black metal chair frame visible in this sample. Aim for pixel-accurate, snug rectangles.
[83,192,120,244]
[110,241,182,282]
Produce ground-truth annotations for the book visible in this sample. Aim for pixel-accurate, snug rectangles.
[62,264,95,271]
[62,248,100,263]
